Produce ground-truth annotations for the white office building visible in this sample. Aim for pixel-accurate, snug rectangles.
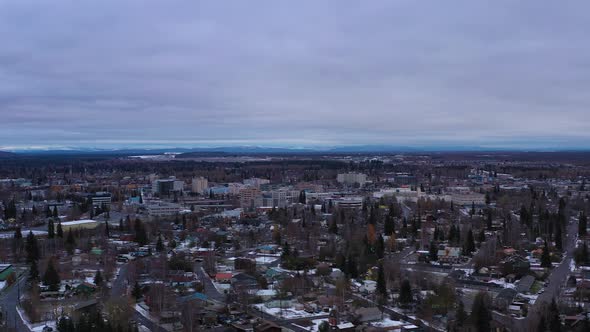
[337,173,368,186]
[191,177,208,194]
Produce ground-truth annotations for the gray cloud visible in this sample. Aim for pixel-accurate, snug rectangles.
[1,0,590,150]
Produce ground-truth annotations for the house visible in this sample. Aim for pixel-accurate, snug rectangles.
[178,292,209,305]
[61,219,98,232]
[254,320,281,332]
[255,289,277,301]
[437,247,462,264]
[0,264,14,281]
[336,322,355,331]
[265,268,289,282]
[352,307,382,323]
[75,282,97,295]
[500,255,530,277]
[516,275,535,293]
[215,272,233,283]
[168,270,196,287]
[493,288,517,311]
[232,272,259,290]
[257,245,279,255]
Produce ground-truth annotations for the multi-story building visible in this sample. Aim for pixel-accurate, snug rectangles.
[243,178,270,188]
[146,201,182,216]
[261,189,300,208]
[337,172,368,186]
[191,177,208,194]
[152,177,184,195]
[90,192,112,207]
[332,197,363,209]
[239,188,261,208]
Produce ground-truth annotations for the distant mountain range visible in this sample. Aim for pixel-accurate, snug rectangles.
[2,145,589,156]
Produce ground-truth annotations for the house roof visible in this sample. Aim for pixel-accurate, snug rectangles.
[516,275,535,293]
[178,292,208,303]
[215,272,232,279]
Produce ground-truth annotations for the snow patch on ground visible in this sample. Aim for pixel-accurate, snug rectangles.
[17,304,57,332]
[135,303,159,324]
[488,279,516,289]
[252,304,326,320]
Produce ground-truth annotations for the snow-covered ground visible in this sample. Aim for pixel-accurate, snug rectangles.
[370,317,416,329]
[0,230,47,238]
[252,304,326,320]
[519,294,539,305]
[255,256,279,265]
[213,281,230,294]
[135,303,159,324]
[488,279,516,289]
[17,304,56,332]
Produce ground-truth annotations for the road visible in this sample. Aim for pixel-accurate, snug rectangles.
[194,262,226,302]
[108,262,167,332]
[507,216,578,331]
[110,264,129,297]
[0,271,29,331]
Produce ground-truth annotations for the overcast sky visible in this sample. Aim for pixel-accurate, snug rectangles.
[1,1,589,150]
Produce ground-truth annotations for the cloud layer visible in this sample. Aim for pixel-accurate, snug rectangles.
[1,1,589,150]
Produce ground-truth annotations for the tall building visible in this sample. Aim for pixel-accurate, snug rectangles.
[147,202,182,216]
[152,177,184,195]
[90,192,112,207]
[337,172,368,186]
[239,188,261,208]
[191,176,208,194]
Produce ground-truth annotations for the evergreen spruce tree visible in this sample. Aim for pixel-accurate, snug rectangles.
[14,227,22,240]
[555,222,563,251]
[94,270,103,287]
[384,214,395,236]
[281,242,291,259]
[376,234,385,259]
[579,212,587,237]
[541,240,552,268]
[134,219,148,246]
[471,292,491,332]
[56,222,63,238]
[464,229,475,256]
[43,259,61,291]
[429,242,438,262]
[47,219,55,239]
[329,218,338,234]
[131,281,142,301]
[399,279,413,306]
[29,260,39,281]
[376,263,387,299]
[478,229,486,245]
[66,229,76,255]
[25,231,40,263]
[347,254,358,279]
[156,235,164,252]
